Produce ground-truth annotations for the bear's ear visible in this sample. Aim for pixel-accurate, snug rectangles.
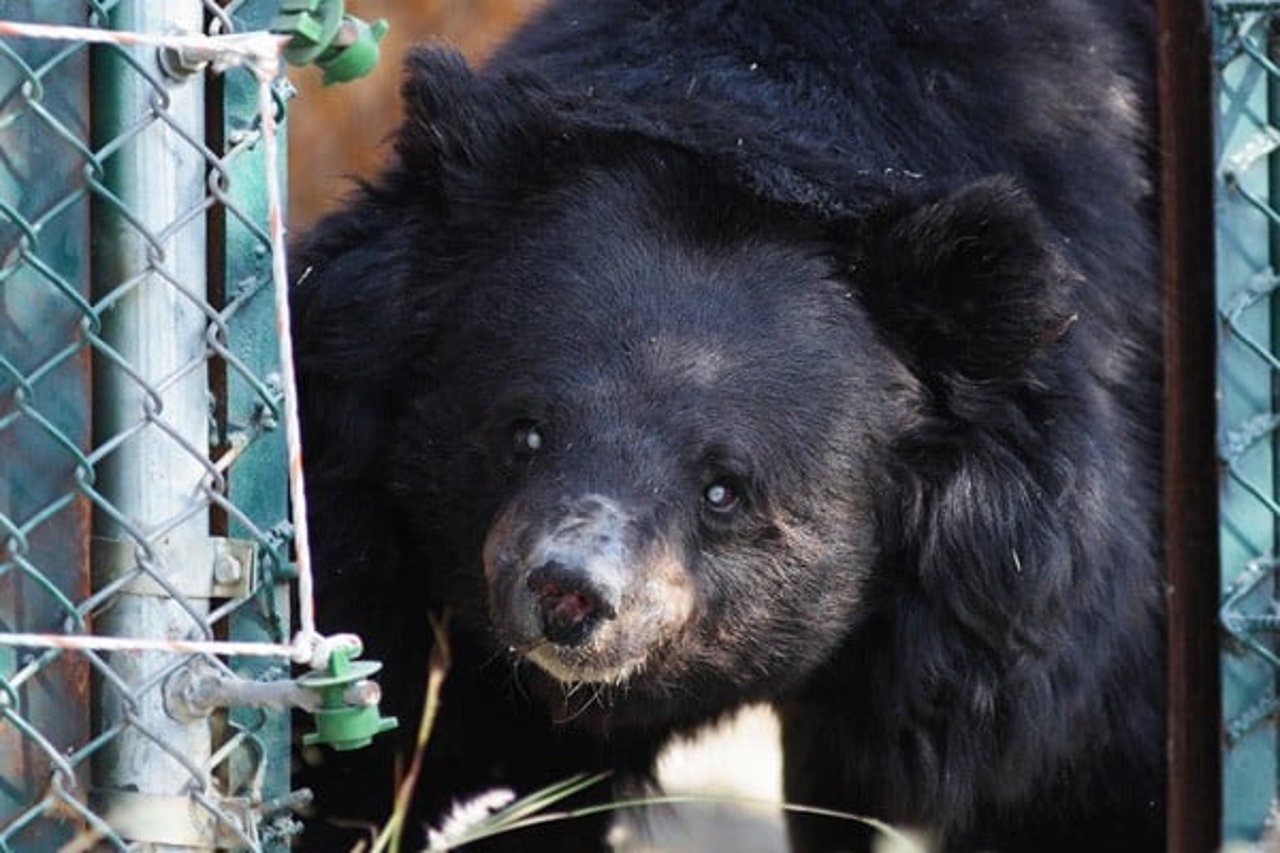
[854,177,1078,382]
[394,46,559,191]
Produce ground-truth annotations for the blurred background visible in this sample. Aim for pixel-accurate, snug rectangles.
[287,0,544,230]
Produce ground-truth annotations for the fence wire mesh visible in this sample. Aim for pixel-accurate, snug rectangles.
[0,2,298,849]
[1217,1,1280,842]
[15,1,1280,850]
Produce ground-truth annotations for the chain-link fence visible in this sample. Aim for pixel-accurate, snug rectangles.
[1216,1,1280,843]
[9,1,1280,850]
[0,3,307,848]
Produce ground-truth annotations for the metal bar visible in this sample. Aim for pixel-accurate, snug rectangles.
[1157,1,1224,850]
[88,3,212,848]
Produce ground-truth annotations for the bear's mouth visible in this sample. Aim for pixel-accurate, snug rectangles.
[501,568,685,685]
[521,640,649,685]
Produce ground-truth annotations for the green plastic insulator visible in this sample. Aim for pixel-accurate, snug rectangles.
[271,0,344,66]
[317,17,389,86]
[299,646,398,751]
[270,0,388,85]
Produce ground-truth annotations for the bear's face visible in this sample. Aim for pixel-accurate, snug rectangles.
[391,162,916,724]
[341,51,1078,730]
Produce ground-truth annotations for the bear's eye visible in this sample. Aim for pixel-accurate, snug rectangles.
[702,478,740,513]
[512,421,544,456]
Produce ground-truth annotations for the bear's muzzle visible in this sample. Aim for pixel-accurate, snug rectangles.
[483,493,694,684]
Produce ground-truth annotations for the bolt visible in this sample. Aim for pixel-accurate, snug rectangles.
[157,45,209,81]
[214,548,243,585]
[343,679,382,707]
[255,400,279,431]
[221,810,244,833]
[260,788,315,818]
[273,77,299,103]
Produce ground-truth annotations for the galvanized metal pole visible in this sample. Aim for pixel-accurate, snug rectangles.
[91,2,214,848]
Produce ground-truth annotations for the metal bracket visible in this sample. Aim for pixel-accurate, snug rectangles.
[92,536,257,600]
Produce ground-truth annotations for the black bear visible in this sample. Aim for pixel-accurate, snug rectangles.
[292,1,1164,850]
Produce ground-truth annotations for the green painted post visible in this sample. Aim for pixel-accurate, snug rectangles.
[215,1,295,846]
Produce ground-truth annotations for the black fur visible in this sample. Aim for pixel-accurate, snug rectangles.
[292,2,1162,850]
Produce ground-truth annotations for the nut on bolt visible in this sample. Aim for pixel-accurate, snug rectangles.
[213,545,244,585]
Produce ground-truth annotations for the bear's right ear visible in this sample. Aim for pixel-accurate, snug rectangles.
[853,177,1079,384]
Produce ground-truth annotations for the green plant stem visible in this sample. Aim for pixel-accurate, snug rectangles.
[370,613,451,853]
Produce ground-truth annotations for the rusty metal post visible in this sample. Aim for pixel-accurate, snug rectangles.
[1156,1,1222,850]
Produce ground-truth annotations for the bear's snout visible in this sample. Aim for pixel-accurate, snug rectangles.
[526,558,619,647]
[483,493,695,684]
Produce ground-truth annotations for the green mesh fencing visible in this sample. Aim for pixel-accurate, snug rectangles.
[0,2,296,848]
[12,1,1278,850]
[1217,2,1280,842]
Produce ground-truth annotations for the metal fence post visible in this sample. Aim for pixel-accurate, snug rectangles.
[1157,1,1222,850]
[89,2,213,844]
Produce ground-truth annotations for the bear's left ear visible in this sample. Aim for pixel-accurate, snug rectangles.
[852,176,1079,382]
[394,47,564,202]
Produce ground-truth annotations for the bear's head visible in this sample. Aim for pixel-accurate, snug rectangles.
[293,48,1084,732]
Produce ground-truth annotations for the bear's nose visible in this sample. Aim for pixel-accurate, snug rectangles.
[527,560,618,647]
